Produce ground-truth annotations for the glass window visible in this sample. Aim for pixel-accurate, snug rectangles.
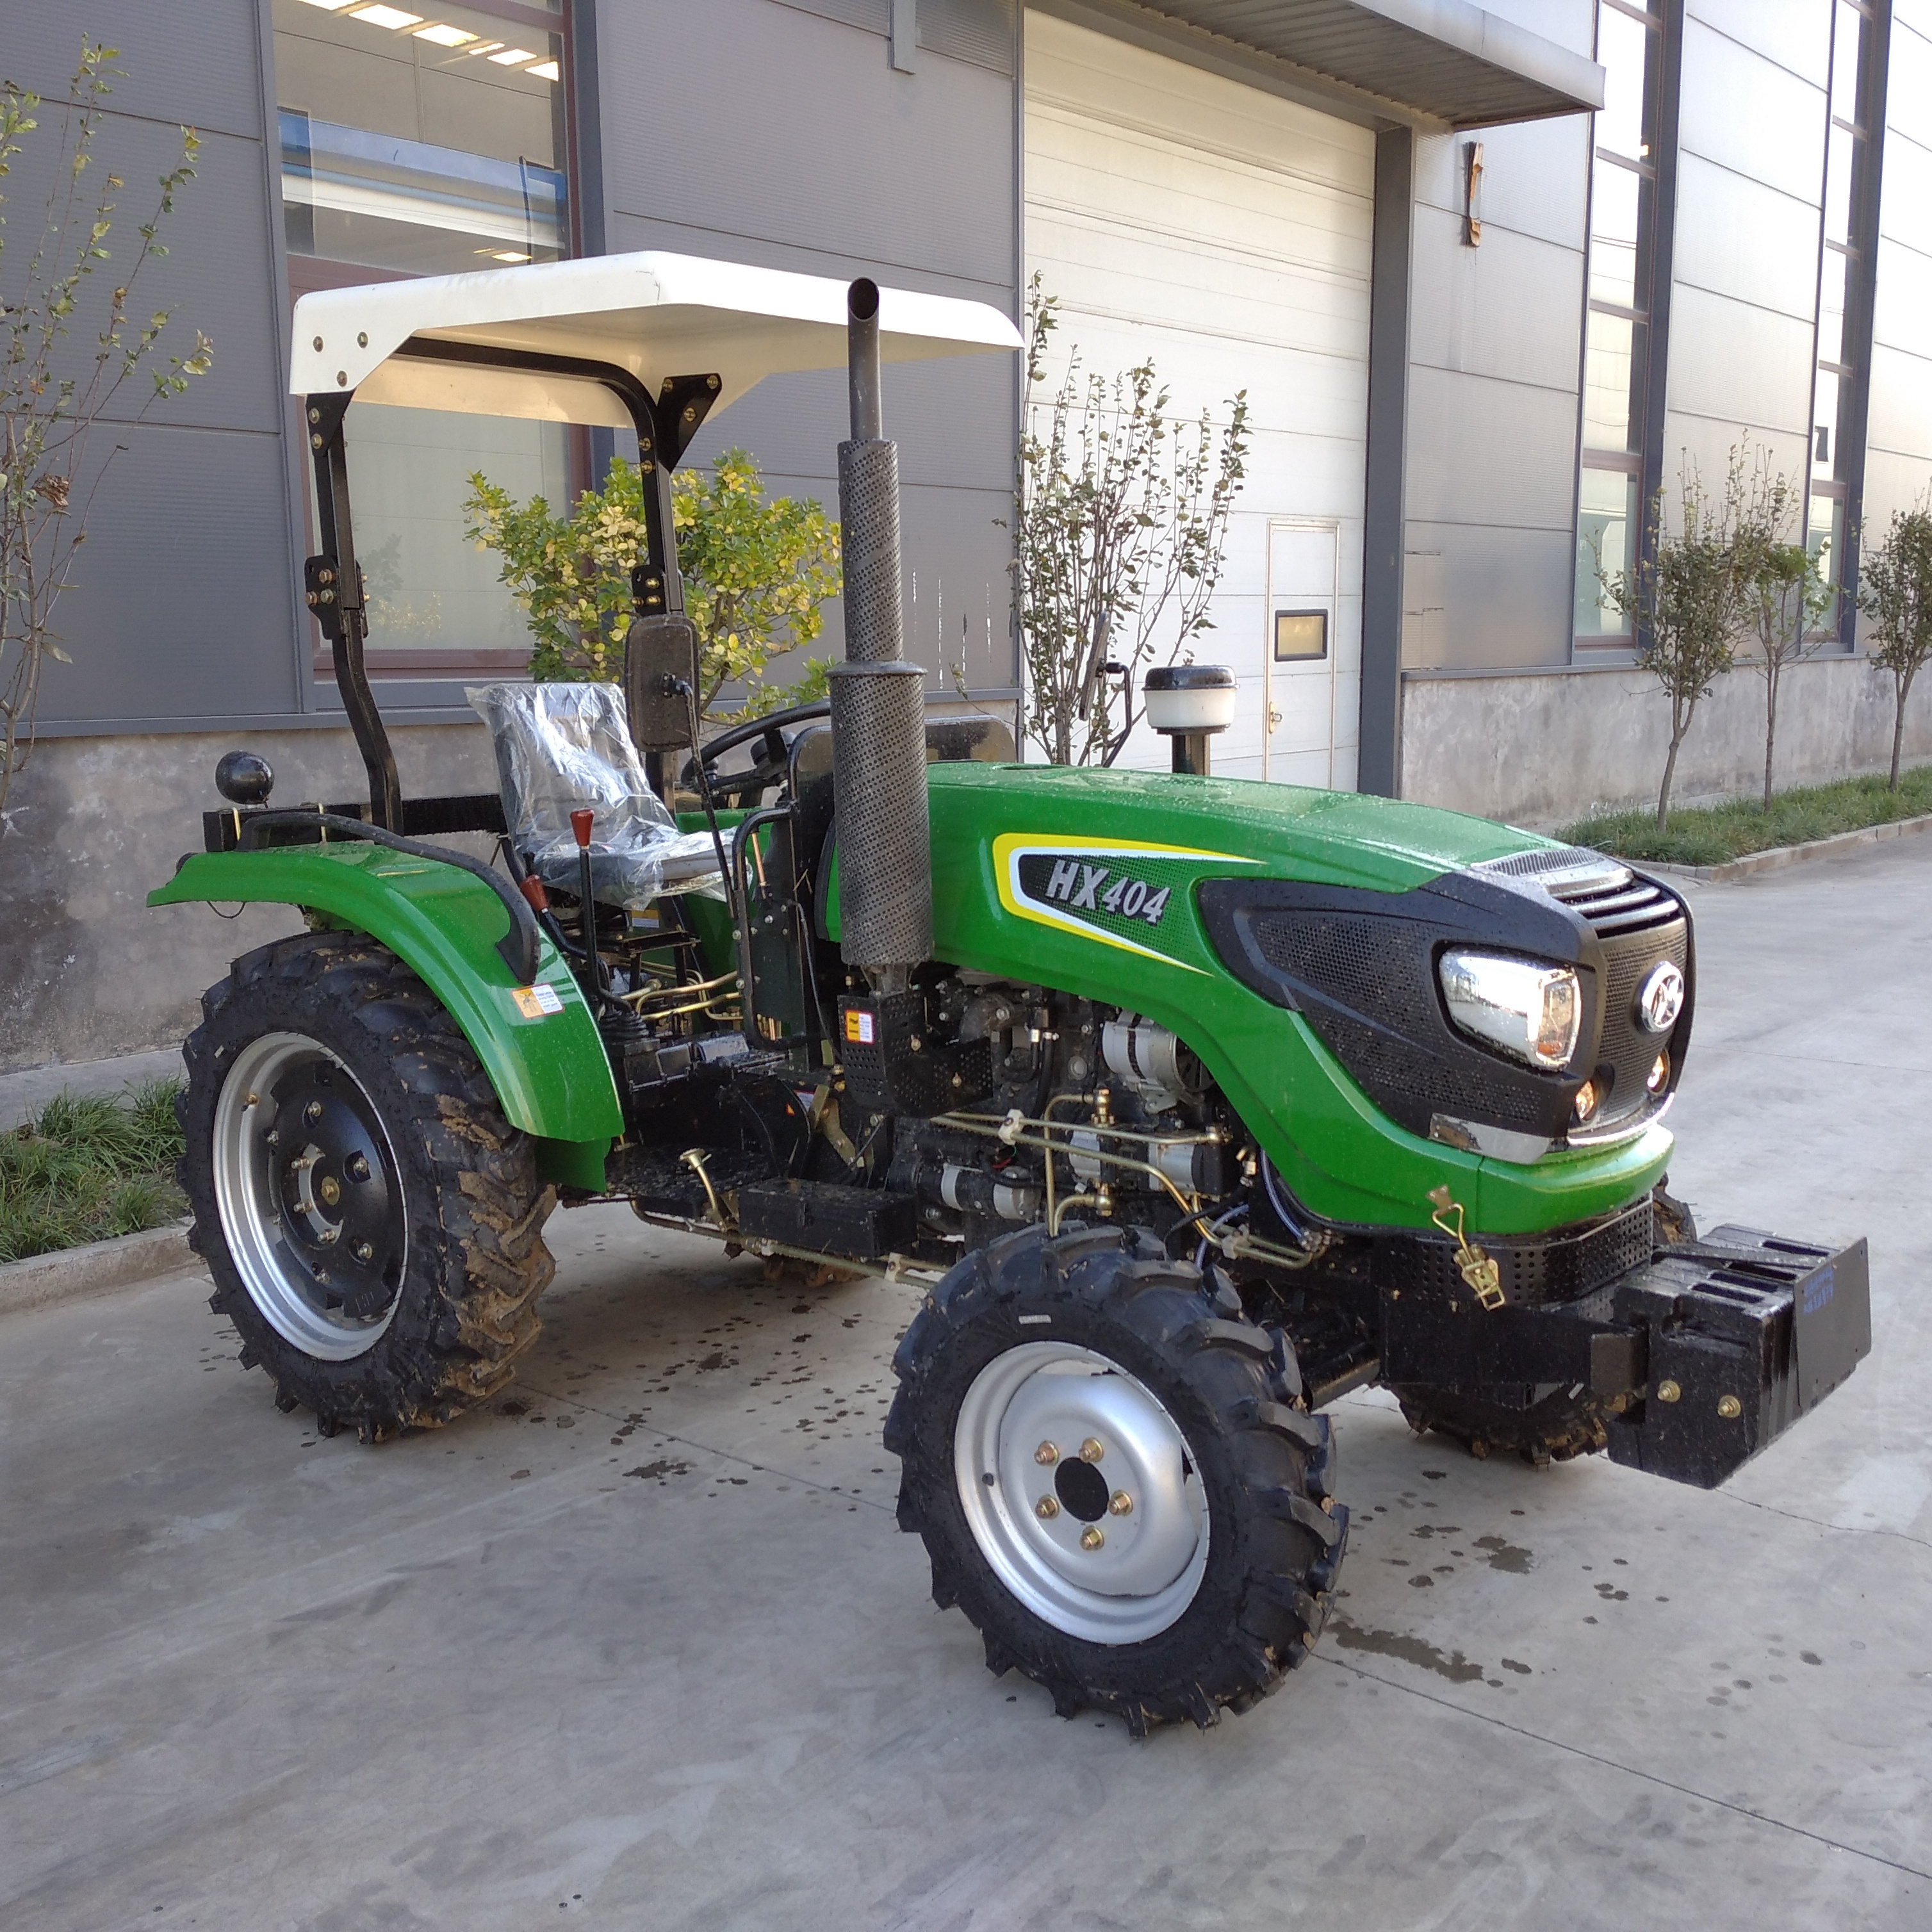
[275,0,567,275]
[1812,366,1840,480]
[1587,160,1644,310]
[1824,133,1854,248]
[1808,491,1844,635]
[1816,246,1847,367]
[1576,2,1666,650]
[1583,311,1643,452]
[275,1,575,667]
[1576,469,1639,639]
[1596,8,1656,163]
[341,402,571,654]
[1831,1,1865,125]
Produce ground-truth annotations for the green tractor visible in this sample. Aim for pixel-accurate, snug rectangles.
[157,253,1870,1733]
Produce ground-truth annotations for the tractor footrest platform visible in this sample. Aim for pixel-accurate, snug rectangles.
[1607,1225,1870,1489]
[737,1180,919,1260]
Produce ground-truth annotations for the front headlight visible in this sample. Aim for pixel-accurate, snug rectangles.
[1437,950,1581,1069]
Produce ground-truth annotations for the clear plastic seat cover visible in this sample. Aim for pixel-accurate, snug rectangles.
[466,682,721,907]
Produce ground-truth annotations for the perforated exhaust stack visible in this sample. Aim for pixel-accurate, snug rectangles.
[829,278,932,985]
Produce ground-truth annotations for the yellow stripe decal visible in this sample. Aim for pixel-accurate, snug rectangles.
[990,834,1256,972]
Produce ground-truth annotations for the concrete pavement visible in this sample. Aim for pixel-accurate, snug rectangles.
[3,840,1930,1930]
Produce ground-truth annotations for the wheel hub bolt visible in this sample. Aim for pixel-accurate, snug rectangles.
[1717,1394,1742,1419]
[1656,1379,1682,1404]
[306,1101,323,1124]
[347,1153,370,1183]
[1108,1491,1133,1516]
[264,1130,280,1149]
[1079,1438,1104,1462]
[1034,1441,1058,1466]
[1035,1495,1060,1519]
[354,1241,374,1263]
[1080,1526,1105,1551]
[318,1175,341,1206]
[319,1227,339,1245]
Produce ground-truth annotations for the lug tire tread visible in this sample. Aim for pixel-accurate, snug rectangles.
[179,931,555,1441]
[887,1224,1348,1732]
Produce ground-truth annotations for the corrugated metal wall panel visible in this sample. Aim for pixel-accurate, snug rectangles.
[1402,521,1577,669]
[7,13,302,730]
[922,0,1018,73]
[770,0,892,32]
[33,426,304,723]
[1412,114,1589,249]
[1685,0,1831,82]
[1404,364,1581,531]
[597,0,1020,698]
[5,0,266,140]
[1408,208,1585,393]
[1664,283,1816,439]
[600,0,1013,288]
[1676,17,1828,206]
[1671,151,1828,323]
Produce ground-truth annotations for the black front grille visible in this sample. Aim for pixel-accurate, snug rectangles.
[1551,870,1682,937]
[1377,1197,1657,1307]
[1591,917,1688,1122]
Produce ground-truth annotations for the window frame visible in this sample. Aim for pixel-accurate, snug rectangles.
[272,0,582,684]
[1573,0,1677,659]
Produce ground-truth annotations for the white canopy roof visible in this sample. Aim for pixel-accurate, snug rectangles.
[290,250,1021,430]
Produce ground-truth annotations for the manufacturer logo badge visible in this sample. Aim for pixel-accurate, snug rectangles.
[1635,962,1685,1034]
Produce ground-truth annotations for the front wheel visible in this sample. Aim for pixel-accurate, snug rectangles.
[886,1225,1348,1733]
[179,933,556,1440]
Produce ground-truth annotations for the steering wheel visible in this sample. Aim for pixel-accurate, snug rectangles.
[678,699,832,791]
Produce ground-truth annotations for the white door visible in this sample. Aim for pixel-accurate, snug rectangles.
[1023,12,1373,787]
[1265,518,1341,786]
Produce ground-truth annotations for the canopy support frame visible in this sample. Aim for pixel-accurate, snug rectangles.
[304,338,723,831]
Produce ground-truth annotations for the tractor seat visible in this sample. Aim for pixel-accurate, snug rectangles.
[467,681,721,907]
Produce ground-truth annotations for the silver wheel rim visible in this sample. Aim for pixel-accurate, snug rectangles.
[210,1031,408,1362]
[954,1341,1211,1644]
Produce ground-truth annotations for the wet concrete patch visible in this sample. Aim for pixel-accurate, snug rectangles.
[1330,1614,1484,1684]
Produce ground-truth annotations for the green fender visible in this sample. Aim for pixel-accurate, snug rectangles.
[150,844,619,1190]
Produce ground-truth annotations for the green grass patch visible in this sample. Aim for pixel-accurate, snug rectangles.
[0,1077,186,1265]
[1559,764,1932,869]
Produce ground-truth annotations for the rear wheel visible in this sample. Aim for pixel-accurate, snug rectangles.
[179,933,556,1440]
[887,1224,1348,1732]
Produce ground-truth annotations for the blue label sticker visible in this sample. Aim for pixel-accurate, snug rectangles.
[1802,1265,1835,1316]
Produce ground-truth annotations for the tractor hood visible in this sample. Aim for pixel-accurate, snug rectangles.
[906,762,1671,1236]
[926,762,1557,901]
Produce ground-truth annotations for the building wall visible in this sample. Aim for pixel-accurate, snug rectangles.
[1,0,1024,1074]
[596,0,1021,696]
[0,723,498,1071]
[1662,0,1827,512]
[7,0,308,735]
[1402,650,1932,826]
[1865,0,1932,532]
[1401,0,1595,675]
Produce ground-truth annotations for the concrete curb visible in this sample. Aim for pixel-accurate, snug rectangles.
[1630,809,1932,883]
[0,1222,200,1319]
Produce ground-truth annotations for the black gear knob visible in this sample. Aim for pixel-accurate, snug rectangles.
[215,751,274,806]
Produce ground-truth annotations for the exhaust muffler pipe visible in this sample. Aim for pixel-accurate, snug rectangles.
[830,277,932,990]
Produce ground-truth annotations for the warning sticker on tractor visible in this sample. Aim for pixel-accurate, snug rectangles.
[844,1008,876,1045]
[512,983,566,1019]
[991,835,1256,973]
